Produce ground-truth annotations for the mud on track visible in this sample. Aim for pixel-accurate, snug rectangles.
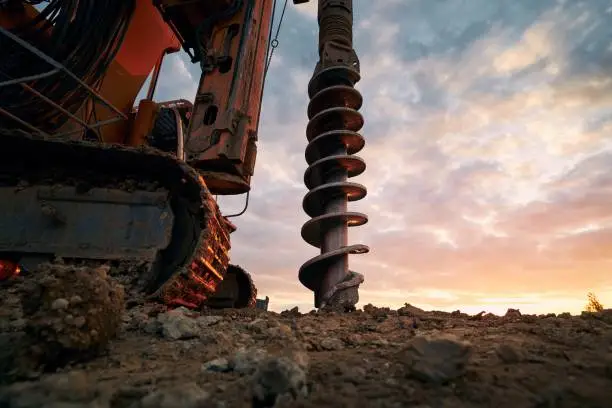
[1,274,612,407]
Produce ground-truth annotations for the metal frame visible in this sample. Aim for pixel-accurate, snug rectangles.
[172,107,185,160]
[0,26,128,138]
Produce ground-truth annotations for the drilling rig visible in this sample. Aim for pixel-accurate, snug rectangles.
[295,0,369,311]
[0,0,368,312]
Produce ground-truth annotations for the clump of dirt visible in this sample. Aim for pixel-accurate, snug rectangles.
[2,290,612,407]
[18,262,125,370]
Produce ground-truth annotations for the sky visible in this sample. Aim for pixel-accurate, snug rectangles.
[146,0,612,315]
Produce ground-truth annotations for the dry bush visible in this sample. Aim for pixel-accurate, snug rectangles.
[585,292,604,313]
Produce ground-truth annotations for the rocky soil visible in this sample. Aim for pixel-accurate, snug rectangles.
[1,266,612,407]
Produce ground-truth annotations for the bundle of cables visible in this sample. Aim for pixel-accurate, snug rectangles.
[0,0,135,134]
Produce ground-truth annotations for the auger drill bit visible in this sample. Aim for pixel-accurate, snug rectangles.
[295,0,369,311]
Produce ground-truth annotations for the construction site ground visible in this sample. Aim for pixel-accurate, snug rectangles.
[1,266,612,408]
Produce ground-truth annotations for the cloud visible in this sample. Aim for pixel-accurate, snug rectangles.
[150,0,612,314]
[155,55,197,101]
[136,54,197,103]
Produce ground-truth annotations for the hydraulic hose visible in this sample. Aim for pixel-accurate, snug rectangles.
[0,0,136,134]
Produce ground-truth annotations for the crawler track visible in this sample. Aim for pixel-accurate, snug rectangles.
[0,131,232,308]
[206,264,257,309]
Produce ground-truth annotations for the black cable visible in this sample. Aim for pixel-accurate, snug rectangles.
[0,0,136,134]
[264,0,288,77]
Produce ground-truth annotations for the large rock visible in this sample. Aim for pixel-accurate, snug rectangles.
[156,307,223,340]
[20,263,125,367]
[400,335,472,384]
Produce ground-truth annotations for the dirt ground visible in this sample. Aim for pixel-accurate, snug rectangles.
[1,267,612,408]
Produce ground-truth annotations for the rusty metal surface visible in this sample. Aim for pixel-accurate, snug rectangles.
[178,0,275,196]
[0,186,173,260]
[297,0,368,309]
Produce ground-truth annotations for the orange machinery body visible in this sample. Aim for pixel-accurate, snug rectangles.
[158,0,275,195]
[92,1,182,145]
[99,0,275,197]
[0,1,180,144]
[0,0,274,195]
[0,0,276,307]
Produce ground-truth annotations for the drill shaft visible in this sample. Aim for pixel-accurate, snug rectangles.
[298,0,369,309]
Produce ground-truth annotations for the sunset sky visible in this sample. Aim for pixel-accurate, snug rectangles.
[149,0,612,315]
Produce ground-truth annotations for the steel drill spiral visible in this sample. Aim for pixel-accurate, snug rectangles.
[299,65,369,308]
